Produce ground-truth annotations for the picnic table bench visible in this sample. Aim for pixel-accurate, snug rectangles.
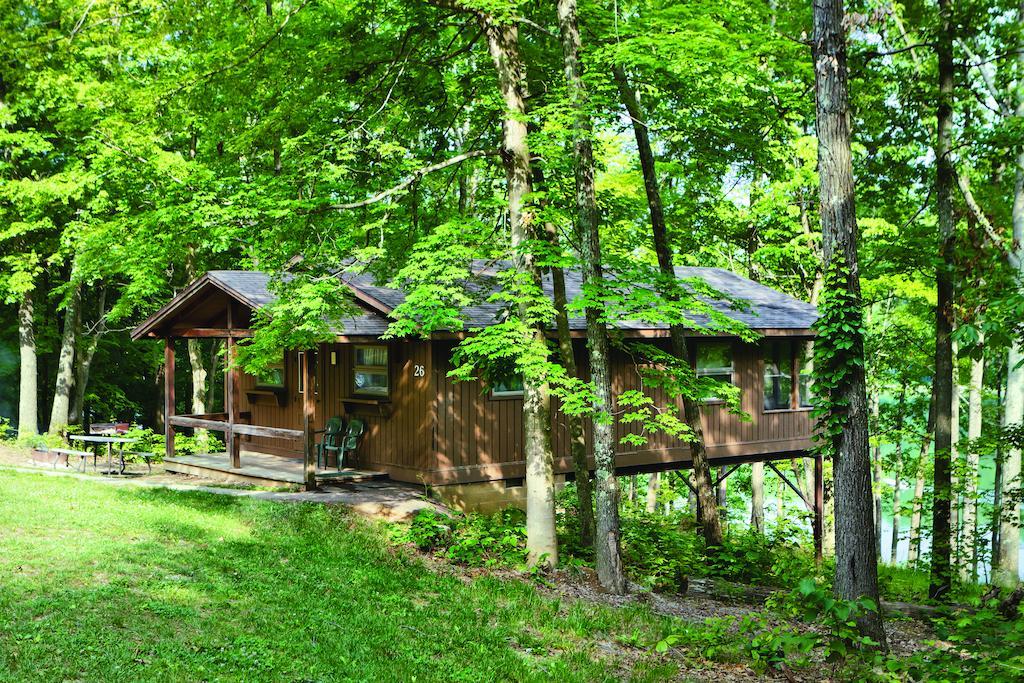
[36,446,100,472]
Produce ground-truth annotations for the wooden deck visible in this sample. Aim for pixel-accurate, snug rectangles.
[164,452,387,487]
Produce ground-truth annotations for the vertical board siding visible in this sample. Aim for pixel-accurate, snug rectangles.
[236,337,812,484]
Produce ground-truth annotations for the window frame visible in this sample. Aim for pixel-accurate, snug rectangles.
[762,340,813,412]
[489,374,525,400]
[693,341,735,404]
[296,350,319,396]
[255,354,286,390]
[352,344,390,398]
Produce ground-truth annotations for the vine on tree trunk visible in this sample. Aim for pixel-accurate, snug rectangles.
[810,255,865,460]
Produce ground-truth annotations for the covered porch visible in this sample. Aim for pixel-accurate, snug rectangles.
[131,271,382,490]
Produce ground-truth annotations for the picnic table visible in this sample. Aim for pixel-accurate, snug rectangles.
[69,435,139,475]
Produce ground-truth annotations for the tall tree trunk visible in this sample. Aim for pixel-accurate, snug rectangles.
[532,161,595,546]
[69,336,98,427]
[871,394,883,557]
[550,250,595,545]
[717,466,728,528]
[185,249,209,449]
[812,0,886,646]
[889,386,907,565]
[929,0,955,599]
[556,0,624,590]
[70,286,107,427]
[997,340,1023,588]
[612,63,724,547]
[48,283,81,433]
[909,396,935,566]
[994,7,1024,586]
[481,14,558,568]
[962,342,984,581]
[17,289,38,437]
[751,462,765,532]
[645,472,660,513]
[951,341,962,574]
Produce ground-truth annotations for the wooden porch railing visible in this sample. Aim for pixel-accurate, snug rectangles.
[165,334,317,490]
[167,414,303,441]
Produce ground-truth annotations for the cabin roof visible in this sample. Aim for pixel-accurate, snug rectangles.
[132,263,817,340]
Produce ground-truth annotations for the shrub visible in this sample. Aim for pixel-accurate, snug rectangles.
[400,508,528,568]
[0,417,14,443]
[121,427,223,461]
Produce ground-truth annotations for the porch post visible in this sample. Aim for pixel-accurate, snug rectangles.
[164,338,175,459]
[226,337,241,467]
[814,453,824,564]
[226,304,241,468]
[302,349,317,490]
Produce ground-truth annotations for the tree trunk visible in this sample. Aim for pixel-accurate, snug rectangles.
[645,472,660,513]
[951,341,962,574]
[187,339,209,446]
[994,9,1024,586]
[962,343,983,581]
[909,396,935,566]
[997,341,1023,588]
[532,161,594,544]
[812,0,886,646]
[871,394,883,557]
[556,0,624,590]
[612,63,724,547]
[929,0,955,600]
[69,335,98,427]
[889,385,907,565]
[481,14,558,568]
[70,286,107,427]
[549,246,595,545]
[17,289,38,437]
[48,283,81,433]
[751,462,765,532]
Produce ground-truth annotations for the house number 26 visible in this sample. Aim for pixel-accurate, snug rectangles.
[413,364,426,377]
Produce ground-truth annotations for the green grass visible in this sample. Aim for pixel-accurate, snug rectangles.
[0,469,716,682]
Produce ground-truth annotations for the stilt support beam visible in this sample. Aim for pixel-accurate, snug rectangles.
[814,454,824,564]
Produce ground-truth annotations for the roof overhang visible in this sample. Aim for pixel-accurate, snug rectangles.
[130,274,261,341]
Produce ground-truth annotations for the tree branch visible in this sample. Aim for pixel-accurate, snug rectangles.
[956,168,1020,270]
[324,148,500,210]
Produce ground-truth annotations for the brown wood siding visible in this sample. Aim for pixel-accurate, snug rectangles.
[234,337,812,485]
[237,341,433,470]
[424,339,813,485]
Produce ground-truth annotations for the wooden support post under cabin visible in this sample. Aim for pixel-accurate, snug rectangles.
[302,350,317,491]
[814,454,824,564]
[164,339,175,459]
[226,304,241,468]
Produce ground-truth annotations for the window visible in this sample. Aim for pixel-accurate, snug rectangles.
[695,342,733,401]
[297,351,318,395]
[491,374,524,398]
[256,356,286,389]
[763,340,813,411]
[353,345,389,397]
[797,342,814,408]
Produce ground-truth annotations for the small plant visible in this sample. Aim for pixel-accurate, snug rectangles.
[396,508,528,568]
[0,417,14,443]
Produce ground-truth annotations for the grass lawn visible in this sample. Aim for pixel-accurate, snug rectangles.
[0,469,710,682]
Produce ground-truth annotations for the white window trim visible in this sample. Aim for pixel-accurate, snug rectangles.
[353,345,389,398]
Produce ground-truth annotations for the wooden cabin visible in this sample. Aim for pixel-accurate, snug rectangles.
[131,263,821,528]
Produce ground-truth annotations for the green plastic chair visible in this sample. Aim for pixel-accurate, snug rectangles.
[315,416,345,469]
[336,418,365,470]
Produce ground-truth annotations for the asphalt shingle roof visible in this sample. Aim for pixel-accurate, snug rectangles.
[205,263,817,337]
